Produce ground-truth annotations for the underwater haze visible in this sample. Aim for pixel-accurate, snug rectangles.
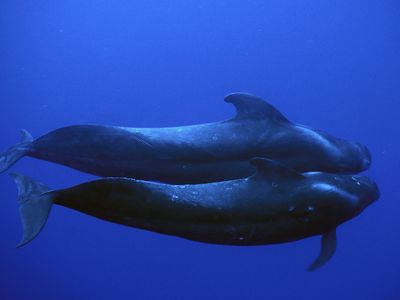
[1,1,399,299]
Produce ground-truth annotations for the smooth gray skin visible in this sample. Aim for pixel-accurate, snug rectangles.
[12,158,379,270]
[1,93,371,183]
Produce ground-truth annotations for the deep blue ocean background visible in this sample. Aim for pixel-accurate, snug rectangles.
[1,1,399,299]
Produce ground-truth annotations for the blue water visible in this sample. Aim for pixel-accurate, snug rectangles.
[1,1,399,299]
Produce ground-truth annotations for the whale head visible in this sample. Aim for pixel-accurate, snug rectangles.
[303,172,380,227]
[289,125,372,174]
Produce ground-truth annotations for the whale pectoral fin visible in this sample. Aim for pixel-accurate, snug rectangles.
[307,228,337,272]
[249,157,305,181]
[224,93,290,123]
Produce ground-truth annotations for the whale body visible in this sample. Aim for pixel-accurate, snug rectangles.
[1,93,371,183]
[11,158,379,271]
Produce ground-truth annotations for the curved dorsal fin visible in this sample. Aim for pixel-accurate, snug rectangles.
[249,157,305,181]
[224,93,290,123]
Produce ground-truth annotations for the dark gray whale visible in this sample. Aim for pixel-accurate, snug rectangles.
[1,93,371,183]
[11,158,379,271]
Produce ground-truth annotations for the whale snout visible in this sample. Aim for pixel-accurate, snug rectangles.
[356,143,372,171]
[353,175,380,211]
[369,181,380,205]
[334,141,372,174]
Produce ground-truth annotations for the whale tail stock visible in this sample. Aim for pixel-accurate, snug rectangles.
[0,130,33,173]
[10,173,54,247]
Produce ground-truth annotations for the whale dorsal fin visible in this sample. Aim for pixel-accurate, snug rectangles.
[224,93,290,122]
[307,228,337,271]
[250,157,305,181]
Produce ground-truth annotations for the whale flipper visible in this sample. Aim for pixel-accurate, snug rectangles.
[224,93,290,123]
[10,173,53,247]
[0,130,33,173]
[308,228,337,271]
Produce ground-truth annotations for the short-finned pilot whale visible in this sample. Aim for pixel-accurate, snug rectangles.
[1,93,371,183]
[11,158,379,271]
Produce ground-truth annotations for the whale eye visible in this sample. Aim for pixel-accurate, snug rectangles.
[307,206,315,212]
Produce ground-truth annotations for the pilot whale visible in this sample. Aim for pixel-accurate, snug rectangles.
[1,93,371,183]
[11,158,379,271]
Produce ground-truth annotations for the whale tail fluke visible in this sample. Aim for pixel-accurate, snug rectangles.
[10,173,53,247]
[0,130,33,174]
